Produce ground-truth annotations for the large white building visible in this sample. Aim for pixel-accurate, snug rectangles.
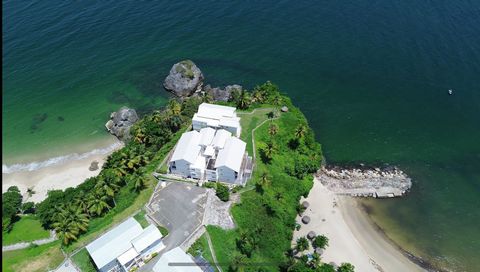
[169,103,251,184]
[192,103,241,137]
[152,247,203,272]
[86,218,165,272]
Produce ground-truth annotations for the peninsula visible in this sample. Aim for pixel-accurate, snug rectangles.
[3,60,423,272]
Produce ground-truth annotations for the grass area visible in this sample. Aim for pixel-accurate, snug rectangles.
[188,233,219,272]
[2,215,50,246]
[64,129,185,254]
[71,248,96,272]
[133,209,149,228]
[206,226,237,271]
[207,96,322,271]
[238,107,273,155]
[2,241,64,272]
[158,225,169,236]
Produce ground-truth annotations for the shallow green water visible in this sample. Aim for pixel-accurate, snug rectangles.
[3,1,479,270]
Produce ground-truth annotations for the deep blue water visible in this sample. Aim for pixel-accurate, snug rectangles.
[3,1,480,270]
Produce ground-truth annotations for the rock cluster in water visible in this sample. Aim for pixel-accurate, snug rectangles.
[163,60,204,97]
[105,107,139,141]
[163,60,242,101]
[317,165,412,198]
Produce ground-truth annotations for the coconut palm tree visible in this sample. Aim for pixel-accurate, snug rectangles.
[262,141,277,161]
[256,172,270,194]
[87,193,111,216]
[53,205,89,245]
[73,191,90,215]
[236,90,252,110]
[95,178,118,198]
[131,174,147,192]
[268,123,279,137]
[294,124,307,139]
[295,236,310,252]
[167,99,182,116]
[252,89,265,103]
[230,254,248,272]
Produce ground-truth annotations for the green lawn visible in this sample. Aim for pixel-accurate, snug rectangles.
[2,216,50,246]
[71,248,96,272]
[206,226,238,271]
[237,107,273,155]
[2,241,64,272]
[133,209,149,228]
[188,233,219,272]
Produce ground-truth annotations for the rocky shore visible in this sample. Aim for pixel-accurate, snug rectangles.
[317,165,412,198]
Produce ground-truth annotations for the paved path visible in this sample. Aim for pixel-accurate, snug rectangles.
[2,230,57,252]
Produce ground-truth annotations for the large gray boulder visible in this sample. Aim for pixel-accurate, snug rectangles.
[105,107,139,141]
[164,60,204,97]
[203,84,242,102]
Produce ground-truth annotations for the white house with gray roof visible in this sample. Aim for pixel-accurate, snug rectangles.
[85,218,164,272]
[168,104,252,185]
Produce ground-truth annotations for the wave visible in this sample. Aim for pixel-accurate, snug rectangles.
[2,141,123,174]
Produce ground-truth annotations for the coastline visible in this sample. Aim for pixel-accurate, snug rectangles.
[2,137,123,203]
[293,178,425,272]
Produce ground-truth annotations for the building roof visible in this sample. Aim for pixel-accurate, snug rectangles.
[197,103,236,118]
[204,145,215,157]
[211,129,232,149]
[191,155,206,170]
[152,247,203,272]
[215,137,246,172]
[131,224,162,253]
[219,117,240,128]
[170,131,201,163]
[86,218,143,269]
[199,127,216,146]
[117,247,139,266]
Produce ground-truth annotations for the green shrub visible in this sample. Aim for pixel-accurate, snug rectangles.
[215,183,230,202]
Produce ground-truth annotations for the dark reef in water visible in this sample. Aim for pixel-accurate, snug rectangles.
[30,113,48,132]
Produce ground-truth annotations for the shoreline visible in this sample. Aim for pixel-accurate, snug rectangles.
[293,178,425,272]
[2,137,123,203]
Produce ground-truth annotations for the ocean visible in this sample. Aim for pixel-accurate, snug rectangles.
[3,1,479,271]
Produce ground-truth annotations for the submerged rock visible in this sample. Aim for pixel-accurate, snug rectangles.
[105,107,139,141]
[163,60,204,97]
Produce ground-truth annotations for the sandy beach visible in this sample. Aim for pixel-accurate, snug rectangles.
[2,139,123,203]
[292,177,425,272]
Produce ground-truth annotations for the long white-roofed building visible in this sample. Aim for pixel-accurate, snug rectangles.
[192,103,241,137]
[85,218,165,272]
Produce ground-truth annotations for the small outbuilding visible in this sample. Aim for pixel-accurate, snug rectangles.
[307,231,316,240]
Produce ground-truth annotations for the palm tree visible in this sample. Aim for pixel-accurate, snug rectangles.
[272,94,283,106]
[295,237,309,252]
[230,254,248,272]
[262,141,277,161]
[95,177,118,198]
[309,253,321,269]
[52,205,89,245]
[268,123,279,137]
[256,172,270,193]
[167,99,182,116]
[236,90,252,110]
[132,175,146,192]
[87,193,111,216]
[294,124,307,139]
[252,89,265,103]
[73,191,90,215]
[201,91,214,103]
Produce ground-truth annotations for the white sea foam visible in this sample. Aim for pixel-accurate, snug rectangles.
[2,141,123,174]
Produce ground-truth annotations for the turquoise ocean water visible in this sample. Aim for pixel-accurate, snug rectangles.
[3,1,479,270]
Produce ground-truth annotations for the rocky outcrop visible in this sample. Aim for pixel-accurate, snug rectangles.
[203,84,242,102]
[163,60,204,97]
[317,165,412,198]
[105,107,139,141]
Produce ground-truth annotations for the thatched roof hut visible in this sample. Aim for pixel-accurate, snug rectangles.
[301,216,310,224]
[315,248,324,255]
